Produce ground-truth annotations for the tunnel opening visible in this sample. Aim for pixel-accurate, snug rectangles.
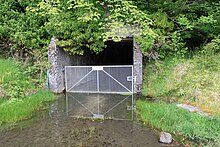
[91,39,133,65]
[84,39,133,65]
[48,37,142,94]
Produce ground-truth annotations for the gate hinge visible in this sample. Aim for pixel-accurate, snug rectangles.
[127,76,136,82]
[133,76,137,81]
[127,105,136,110]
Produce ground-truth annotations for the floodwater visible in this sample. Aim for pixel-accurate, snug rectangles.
[0,93,180,147]
[64,93,134,120]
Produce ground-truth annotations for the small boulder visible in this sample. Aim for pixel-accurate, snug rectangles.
[177,104,209,116]
[159,132,172,144]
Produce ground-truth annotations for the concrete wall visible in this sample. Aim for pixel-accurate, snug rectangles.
[48,38,96,93]
[133,41,142,94]
[48,38,70,93]
[48,38,143,94]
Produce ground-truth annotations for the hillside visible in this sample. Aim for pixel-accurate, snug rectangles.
[0,58,55,124]
[142,53,220,116]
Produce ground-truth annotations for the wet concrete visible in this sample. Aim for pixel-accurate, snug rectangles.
[0,94,179,147]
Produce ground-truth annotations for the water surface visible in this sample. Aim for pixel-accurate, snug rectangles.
[0,93,178,147]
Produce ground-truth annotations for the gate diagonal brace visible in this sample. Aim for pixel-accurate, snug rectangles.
[65,66,133,94]
[102,70,132,93]
[67,70,93,92]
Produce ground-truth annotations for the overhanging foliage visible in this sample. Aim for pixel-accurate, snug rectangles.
[0,0,219,58]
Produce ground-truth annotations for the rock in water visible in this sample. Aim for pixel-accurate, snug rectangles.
[159,132,172,144]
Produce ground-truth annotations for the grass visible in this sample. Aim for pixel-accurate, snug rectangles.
[0,58,56,125]
[142,59,175,98]
[0,99,5,105]
[0,90,55,124]
[0,58,31,84]
[140,53,220,145]
[0,58,35,98]
[137,100,220,145]
[142,53,220,116]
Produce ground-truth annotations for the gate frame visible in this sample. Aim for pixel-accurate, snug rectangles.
[65,65,134,94]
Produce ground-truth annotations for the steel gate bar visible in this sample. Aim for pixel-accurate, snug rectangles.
[65,65,133,94]
[67,70,93,92]
[102,70,132,92]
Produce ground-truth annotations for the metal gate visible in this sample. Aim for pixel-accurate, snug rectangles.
[65,65,133,94]
[64,65,134,120]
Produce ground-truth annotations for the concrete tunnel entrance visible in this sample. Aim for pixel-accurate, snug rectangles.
[48,38,142,94]
[93,40,133,65]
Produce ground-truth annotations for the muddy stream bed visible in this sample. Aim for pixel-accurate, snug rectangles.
[0,93,181,147]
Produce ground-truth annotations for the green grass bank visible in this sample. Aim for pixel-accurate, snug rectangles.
[137,101,220,145]
[138,53,220,145]
[0,58,56,124]
[142,53,220,116]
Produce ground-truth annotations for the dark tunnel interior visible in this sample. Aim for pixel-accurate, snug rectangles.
[90,39,133,65]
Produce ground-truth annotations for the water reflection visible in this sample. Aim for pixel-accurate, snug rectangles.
[65,93,134,120]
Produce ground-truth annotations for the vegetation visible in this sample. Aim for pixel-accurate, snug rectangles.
[0,58,35,98]
[0,0,220,144]
[137,101,220,146]
[139,40,220,144]
[0,58,56,124]
[0,90,55,124]
[142,52,220,116]
[1,0,219,57]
